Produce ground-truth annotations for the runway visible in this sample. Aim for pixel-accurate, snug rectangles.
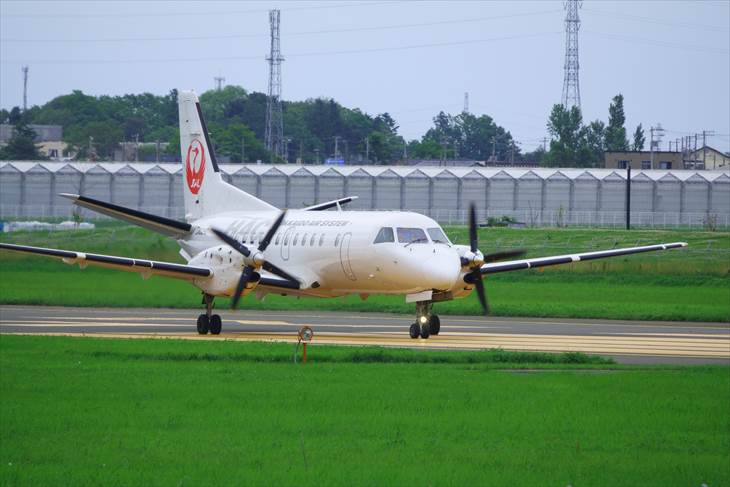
[1,305,728,365]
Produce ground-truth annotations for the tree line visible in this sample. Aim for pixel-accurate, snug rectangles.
[0,85,640,167]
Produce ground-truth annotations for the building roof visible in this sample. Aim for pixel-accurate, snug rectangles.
[0,124,63,143]
[1,161,728,182]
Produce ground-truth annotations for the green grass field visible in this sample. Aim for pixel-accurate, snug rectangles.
[1,335,728,487]
[1,224,729,321]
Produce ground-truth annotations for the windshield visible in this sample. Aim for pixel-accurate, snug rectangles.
[427,227,450,245]
[397,227,428,244]
[373,227,395,244]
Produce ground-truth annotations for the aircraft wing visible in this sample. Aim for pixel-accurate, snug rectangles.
[481,242,687,275]
[0,243,212,281]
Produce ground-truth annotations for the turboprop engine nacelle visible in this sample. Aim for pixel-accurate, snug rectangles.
[188,246,260,296]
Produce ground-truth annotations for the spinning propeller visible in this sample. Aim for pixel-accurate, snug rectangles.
[212,210,298,309]
[463,203,526,315]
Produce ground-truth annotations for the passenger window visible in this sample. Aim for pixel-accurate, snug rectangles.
[427,227,450,245]
[319,234,325,246]
[397,227,428,244]
[310,234,316,246]
[293,234,299,246]
[302,233,308,246]
[334,234,340,247]
[284,234,289,245]
[275,233,280,245]
[373,227,395,244]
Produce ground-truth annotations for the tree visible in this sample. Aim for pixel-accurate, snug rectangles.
[582,120,606,167]
[543,104,584,167]
[605,94,628,151]
[0,122,46,160]
[632,124,645,151]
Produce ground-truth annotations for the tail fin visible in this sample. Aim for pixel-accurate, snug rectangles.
[178,90,276,220]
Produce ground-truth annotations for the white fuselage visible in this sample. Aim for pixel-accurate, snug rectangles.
[180,209,467,299]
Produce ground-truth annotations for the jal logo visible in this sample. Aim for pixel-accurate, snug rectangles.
[185,139,205,194]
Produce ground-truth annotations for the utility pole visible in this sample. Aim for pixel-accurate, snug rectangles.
[284,138,291,163]
[298,140,303,164]
[541,137,549,152]
[463,92,469,113]
[491,135,497,160]
[561,0,582,110]
[626,163,631,230]
[155,139,160,163]
[265,9,285,161]
[213,76,225,91]
[365,136,370,162]
[314,148,320,164]
[403,140,407,161]
[21,66,29,111]
[241,136,245,163]
[134,133,139,162]
[333,136,340,159]
[702,130,714,168]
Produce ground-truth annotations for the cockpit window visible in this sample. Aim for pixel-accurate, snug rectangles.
[427,227,450,245]
[397,227,428,244]
[373,227,395,244]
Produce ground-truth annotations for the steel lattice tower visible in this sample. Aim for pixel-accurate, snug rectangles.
[561,0,582,110]
[265,9,285,160]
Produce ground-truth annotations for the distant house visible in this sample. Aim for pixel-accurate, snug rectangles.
[0,124,73,161]
[686,146,729,170]
[604,151,683,170]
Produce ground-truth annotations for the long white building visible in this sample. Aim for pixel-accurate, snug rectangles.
[1,162,728,227]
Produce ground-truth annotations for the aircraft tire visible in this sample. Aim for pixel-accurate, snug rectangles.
[409,323,420,339]
[196,314,210,335]
[429,315,440,335]
[209,314,222,335]
[420,323,431,339]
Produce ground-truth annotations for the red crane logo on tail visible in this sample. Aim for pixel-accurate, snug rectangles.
[185,139,205,195]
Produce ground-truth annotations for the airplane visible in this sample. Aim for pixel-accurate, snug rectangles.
[0,91,688,339]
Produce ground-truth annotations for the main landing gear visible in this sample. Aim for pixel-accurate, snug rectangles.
[409,300,440,339]
[197,293,222,335]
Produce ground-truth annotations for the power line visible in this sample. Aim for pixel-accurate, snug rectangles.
[1,9,561,43]
[1,1,400,19]
[0,31,561,65]
[582,8,729,33]
[584,31,729,54]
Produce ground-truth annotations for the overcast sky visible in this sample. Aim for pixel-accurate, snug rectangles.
[1,0,728,152]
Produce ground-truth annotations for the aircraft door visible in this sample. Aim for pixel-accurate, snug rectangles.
[339,232,357,281]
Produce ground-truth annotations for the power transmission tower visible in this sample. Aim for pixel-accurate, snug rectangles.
[214,76,225,91]
[649,123,665,168]
[22,66,29,111]
[463,92,469,113]
[265,9,285,161]
[561,0,582,110]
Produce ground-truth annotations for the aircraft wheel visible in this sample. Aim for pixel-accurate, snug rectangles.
[209,314,222,335]
[196,314,210,335]
[420,322,431,339]
[409,323,420,339]
[429,315,441,335]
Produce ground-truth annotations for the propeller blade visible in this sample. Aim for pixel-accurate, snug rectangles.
[258,210,287,252]
[483,249,527,263]
[231,266,255,309]
[211,228,251,257]
[468,203,478,253]
[262,261,299,283]
[472,271,490,315]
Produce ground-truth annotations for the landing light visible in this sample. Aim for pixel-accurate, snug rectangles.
[419,315,428,324]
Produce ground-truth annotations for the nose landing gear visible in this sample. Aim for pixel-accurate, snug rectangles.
[197,293,222,335]
[409,300,440,339]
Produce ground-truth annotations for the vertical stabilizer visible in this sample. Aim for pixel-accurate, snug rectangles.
[178,90,276,220]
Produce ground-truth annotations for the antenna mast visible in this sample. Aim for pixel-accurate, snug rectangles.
[265,9,285,161]
[561,0,582,110]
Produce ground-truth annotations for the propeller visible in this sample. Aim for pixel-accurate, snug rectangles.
[212,210,296,309]
[463,203,526,315]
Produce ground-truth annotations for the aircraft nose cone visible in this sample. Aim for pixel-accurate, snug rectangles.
[421,250,461,291]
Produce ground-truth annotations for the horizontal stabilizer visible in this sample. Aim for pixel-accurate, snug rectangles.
[60,193,191,238]
[0,242,211,281]
[302,196,358,211]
